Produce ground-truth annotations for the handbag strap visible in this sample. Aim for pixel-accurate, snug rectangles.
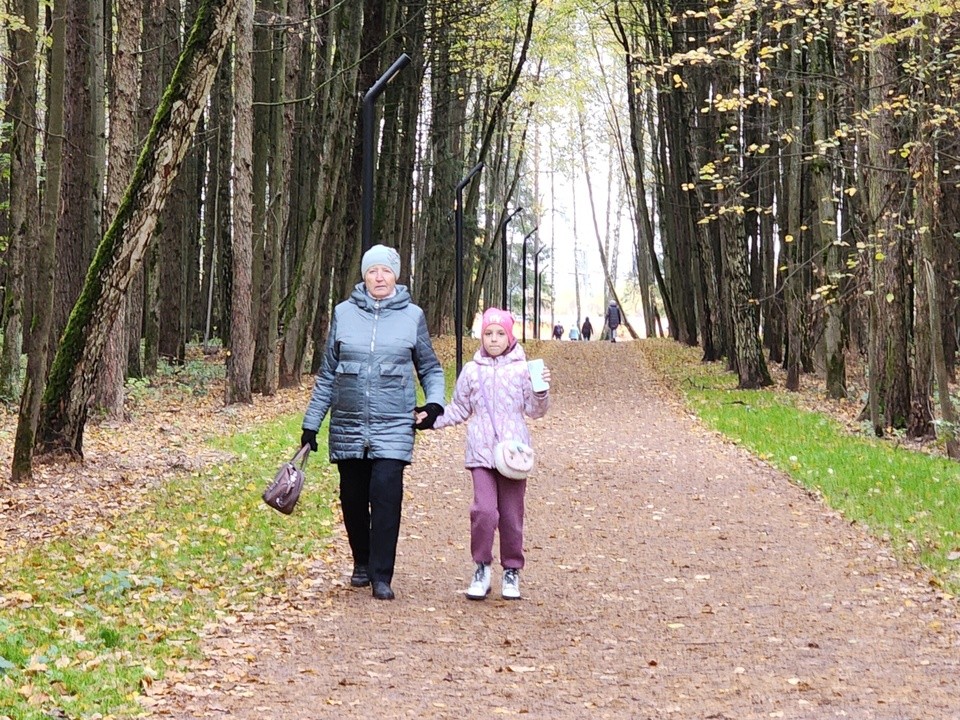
[292,443,311,468]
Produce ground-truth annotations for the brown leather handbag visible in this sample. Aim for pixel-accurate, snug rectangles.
[262,444,310,514]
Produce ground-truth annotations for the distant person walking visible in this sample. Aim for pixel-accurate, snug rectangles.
[568,325,580,341]
[605,301,623,342]
[552,322,564,340]
[581,317,593,341]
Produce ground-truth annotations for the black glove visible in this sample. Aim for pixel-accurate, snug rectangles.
[414,403,443,430]
[300,428,318,452]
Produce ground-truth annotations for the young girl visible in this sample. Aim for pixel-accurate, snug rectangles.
[427,307,551,600]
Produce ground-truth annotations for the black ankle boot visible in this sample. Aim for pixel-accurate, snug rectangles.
[371,580,395,600]
[350,564,370,587]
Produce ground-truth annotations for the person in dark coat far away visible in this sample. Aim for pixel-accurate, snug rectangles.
[300,244,446,601]
[581,317,593,341]
[605,301,623,342]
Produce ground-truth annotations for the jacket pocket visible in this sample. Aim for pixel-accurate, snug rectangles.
[379,363,412,411]
[379,362,408,389]
[333,361,362,409]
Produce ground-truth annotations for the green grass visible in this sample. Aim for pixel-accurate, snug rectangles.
[640,338,960,595]
[0,415,337,720]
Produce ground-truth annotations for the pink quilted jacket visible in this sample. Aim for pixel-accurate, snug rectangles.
[433,342,550,469]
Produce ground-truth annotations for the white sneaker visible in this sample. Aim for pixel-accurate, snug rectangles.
[502,568,521,600]
[466,562,491,600]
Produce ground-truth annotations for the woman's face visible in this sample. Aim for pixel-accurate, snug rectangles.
[364,265,397,299]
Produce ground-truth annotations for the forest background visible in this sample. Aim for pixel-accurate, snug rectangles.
[1,0,960,483]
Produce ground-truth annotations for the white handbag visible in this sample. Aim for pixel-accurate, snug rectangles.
[493,439,535,480]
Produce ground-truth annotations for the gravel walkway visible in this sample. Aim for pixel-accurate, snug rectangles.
[158,341,960,720]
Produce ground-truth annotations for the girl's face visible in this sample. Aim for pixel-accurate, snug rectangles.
[482,324,510,357]
[364,265,397,299]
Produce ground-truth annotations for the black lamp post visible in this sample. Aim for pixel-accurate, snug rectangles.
[455,162,484,375]
[533,246,547,339]
[520,229,537,343]
[362,54,410,254]
[499,207,522,309]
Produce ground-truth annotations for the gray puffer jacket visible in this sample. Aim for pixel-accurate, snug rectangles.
[302,283,445,463]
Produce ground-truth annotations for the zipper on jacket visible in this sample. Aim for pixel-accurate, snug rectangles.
[370,300,380,352]
[364,300,381,449]
[491,357,499,439]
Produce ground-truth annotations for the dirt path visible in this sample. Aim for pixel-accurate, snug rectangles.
[158,341,959,719]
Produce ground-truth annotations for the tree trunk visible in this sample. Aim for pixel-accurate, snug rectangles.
[279,0,311,306]
[713,13,770,389]
[251,0,286,396]
[809,23,845,399]
[96,0,143,415]
[157,1,188,365]
[621,45,656,338]
[924,261,959,457]
[909,236,934,441]
[276,0,302,306]
[911,18,948,448]
[866,3,910,430]
[418,23,459,334]
[1,0,39,400]
[35,0,242,456]
[643,86,675,338]
[226,0,254,404]
[936,176,960,382]
[248,1,270,392]
[136,0,165,376]
[214,47,234,350]
[12,0,66,480]
[782,18,805,391]
[200,81,223,349]
[142,245,160,375]
[905,118,934,438]
[758,90,782,364]
[655,91,686,343]
[53,0,104,358]
[571,147,582,328]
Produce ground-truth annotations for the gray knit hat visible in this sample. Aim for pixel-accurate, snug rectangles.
[361,244,401,278]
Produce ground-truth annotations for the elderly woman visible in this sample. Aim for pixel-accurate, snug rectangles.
[300,245,445,600]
